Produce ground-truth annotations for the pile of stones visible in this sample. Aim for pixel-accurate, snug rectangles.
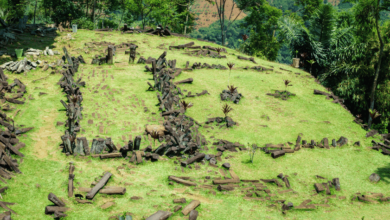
[266,90,296,100]
[205,117,237,128]
[220,88,243,104]
[0,58,43,74]
[24,47,60,56]
[145,24,172,37]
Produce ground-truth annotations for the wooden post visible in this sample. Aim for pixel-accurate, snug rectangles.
[62,47,73,67]
[181,153,205,167]
[182,200,200,216]
[152,60,156,80]
[68,174,75,197]
[129,45,137,63]
[99,187,126,195]
[100,153,122,159]
[68,162,75,197]
[107,46,113,64]
[134,136,141,151]
[168,176,197,186]
[45,206,70,215]
[48,193,65,207]
[86,172,112,200]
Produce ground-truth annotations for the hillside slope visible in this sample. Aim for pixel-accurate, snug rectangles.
[0,30,389,219]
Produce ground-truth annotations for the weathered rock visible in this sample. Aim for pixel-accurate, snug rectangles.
[271,150,285,158]
[182,200,200,216]
[366,130,378,138]
[222,163,230,169]
[189,210,199,220]
[146,210,172,220]
[173,198,186,204]
[369,173,381,183]
[336,136,348,147]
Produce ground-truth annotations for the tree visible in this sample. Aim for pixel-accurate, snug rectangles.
[173,0,196,35]
[206,0,246,46]
[129,0,160,29]
[190,19,248,49]
[150,1,179,28]
[294,0,323,20]
[350,0,389,129]
[1,0,27,24]
[107,0,134,30]
[43,0,83,26]
[310,3,335,48]
[237,0,283,60]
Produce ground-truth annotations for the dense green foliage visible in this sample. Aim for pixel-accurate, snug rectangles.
[190,19,249,49]
[42,0,84,25]
[276,0,390,133]
[237,0,283,60]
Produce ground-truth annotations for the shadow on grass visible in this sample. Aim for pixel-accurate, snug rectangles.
[242,159,254,164]
[375,163,390,183]
[0,55,17,64]
[1,28,59,63]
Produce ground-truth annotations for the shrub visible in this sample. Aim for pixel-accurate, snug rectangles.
[72,17,94,30]
[97,18,118,29]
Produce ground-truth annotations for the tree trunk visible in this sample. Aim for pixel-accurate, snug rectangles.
[33,0,38,25]
[86,172,112,200]
[368,8,384,129]
[220,22,225,46]
[92,0,96,24]
[86,0,89,17]
[107,45,113,64]
[184,1,189,35]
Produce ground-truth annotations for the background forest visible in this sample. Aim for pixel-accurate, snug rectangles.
[0,0,389,134]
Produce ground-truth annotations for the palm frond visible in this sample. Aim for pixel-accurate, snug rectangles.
[277,16,309,45]
[369,109,381,119]
[227,62,235,70]
[180,100,193,110]
[222,104,233,117]
[329,26,355,50]
[227,85,238,93]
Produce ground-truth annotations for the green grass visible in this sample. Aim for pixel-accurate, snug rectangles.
[0,29,389,220]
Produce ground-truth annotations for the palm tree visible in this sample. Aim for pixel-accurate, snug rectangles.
[215,47,223,55]
[307,60,316,74]
[283,80,291,93]
[150,130,159,148]
[227,85,238,93]
[368,109,381,129]
[221,103,233,119]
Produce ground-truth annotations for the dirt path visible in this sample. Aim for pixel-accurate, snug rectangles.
[32,110,62,160]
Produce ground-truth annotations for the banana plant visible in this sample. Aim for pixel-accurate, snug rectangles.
[307,59,316,74]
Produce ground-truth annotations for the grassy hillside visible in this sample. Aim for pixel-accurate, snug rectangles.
[0,29,389,220]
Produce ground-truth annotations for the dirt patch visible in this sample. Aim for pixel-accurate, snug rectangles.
[185,192,223,204]
[115,63,129,67]
[32,110,62,159]
[174,188,187,193]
